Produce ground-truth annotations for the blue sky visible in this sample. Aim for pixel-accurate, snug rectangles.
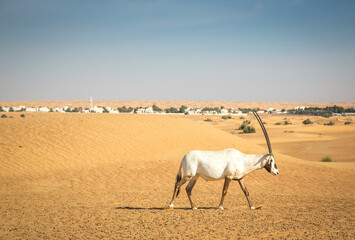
[0,0,354,102]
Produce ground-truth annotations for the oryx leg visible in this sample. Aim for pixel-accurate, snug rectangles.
[185,175,199,210]
[169,176,191,208]
[218,177,232,210]
[238,178,255,210]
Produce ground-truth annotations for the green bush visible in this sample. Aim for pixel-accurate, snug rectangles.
[222,115,232,119]
[204,118,212,122]
[324,121,335,126]
[152,104,163,112]
[239,116,245,119]
[238,122,248,130]
[275,122,282,125]
[344,121,351,125]
[1,114,7,118]
[243,125,256,133]
[164,107,179,113]
[302,119,313,125]
[284,121,292,125]
[20,114,25,118]
[321,156,332,162]
[322,114,332,118]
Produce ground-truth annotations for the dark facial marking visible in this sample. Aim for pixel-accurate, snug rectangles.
[264,161,272,173]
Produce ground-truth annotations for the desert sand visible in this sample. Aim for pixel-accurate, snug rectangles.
[0,111,354,239]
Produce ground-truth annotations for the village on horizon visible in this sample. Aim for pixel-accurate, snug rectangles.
[1,97,355,117]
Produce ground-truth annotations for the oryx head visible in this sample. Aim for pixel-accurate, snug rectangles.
[253,111,279,176]
[264,154,279,175]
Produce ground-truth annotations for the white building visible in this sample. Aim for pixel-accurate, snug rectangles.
[54,107,64,112]
[90,106,104,113]
[13,106,26,111]
[39,107,50,112]
[26,107,37,112]
[145,107,154,114]
[135,107,154,114]
[294,106,308,110]
[221,109,229,115]
[109,109,119,114]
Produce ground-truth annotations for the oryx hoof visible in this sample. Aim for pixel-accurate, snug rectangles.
[218,206,224,210]
[192,207,198,210]
[166,203,174,210]
[250,206,255,210]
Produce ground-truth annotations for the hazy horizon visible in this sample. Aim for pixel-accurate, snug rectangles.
[1,0,354,103]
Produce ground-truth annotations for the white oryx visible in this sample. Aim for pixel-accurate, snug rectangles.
[169,111,278,210]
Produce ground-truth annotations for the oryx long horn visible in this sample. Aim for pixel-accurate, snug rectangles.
[252,110,272,154]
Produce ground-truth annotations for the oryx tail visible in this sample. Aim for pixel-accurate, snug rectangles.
[175,163,182,197]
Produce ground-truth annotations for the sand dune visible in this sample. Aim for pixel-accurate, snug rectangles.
[0,112,354,239]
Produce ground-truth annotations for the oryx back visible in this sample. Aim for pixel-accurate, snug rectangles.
[181,149,241,181]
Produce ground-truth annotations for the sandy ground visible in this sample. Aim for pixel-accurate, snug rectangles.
[0,112,354,239]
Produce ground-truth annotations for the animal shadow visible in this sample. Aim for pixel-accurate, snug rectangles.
[115,206,219,211]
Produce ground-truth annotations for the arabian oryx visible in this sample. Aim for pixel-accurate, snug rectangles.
[168,111,278,210]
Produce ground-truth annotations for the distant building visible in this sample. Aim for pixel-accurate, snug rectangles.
[220,109,229,115]
[109,109,119,114]
[13,106,26,111]
[294,106,308,110]
[90,106,103,113]
[26,107,37,112]
[39,107,50,112]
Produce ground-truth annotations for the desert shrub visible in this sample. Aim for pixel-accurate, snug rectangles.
[284,121,292,125]
[179,105,188,113]
[1,114,7,118]
[239,116,245,119]
[238,121,255,133]
[204,118,212,122]
[243,120,251,124]
[9,107,14,112]
[20,114,25,118]
[238,122,248,130]
[302,119,313,125]
[118,106,134,113]
[243,125,256,134]
[152,104,163,112]
[321,156,332,162]
[324,121,335,126]
[322,114,332,118]
[284,131,294,133]
[164,107,179,113]
[230,131,236,135]
[222,115,232,119]
[344,121,351,125]
[275,122,282,125]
